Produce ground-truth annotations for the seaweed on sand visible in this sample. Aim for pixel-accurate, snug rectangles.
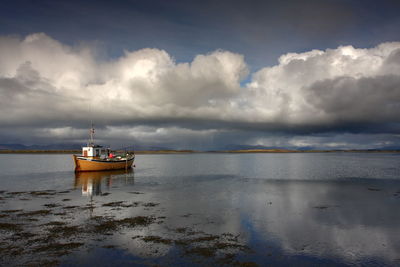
[7,191,26,196]
[17,210,51,217]
[92,220,119,233]
[43,203,60,208]
[0,244,25,256]
[53,212,67,216]
[46,225,82,238]
[2,209,23,213]
[102,201,132,207]
[138,227,253,266]
[367,188,381,191]
[62,206,79,209]
[91,216,156,234]
[213,242,249,251]
[43,221,66,226]
[12,231,37,239]
[33,242,83,253]
[128,191,143,194]
[29,191,57,196]
[0,222,23,232]
[175,228,203,236]
[143,202,159,207]
[313,206,329,210]
[190,235,220,243]
[175,227,188,233]
[118,216,155,227]
[142,236,173,245]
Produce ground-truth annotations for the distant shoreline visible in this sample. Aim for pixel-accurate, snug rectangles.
[1,149,400,154]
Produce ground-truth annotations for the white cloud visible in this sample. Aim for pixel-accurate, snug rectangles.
[247,43,400,125]
[0,33,250,126]
[1,33,400,148]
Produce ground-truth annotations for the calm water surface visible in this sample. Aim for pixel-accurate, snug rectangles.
[1,153,400,266]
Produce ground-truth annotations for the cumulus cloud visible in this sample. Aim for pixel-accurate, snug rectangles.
[0,33,249,126]
[247,43,400,127]
[1,33,400,148]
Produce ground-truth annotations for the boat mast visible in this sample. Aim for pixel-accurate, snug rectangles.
[88,121,95,146]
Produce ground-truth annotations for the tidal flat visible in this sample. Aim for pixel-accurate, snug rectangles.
[1,153,400,266]
[0,188,253,266]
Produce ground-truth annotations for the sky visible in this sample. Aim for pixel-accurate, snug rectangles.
[1,0,400,150]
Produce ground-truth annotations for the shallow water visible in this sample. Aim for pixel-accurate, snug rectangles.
[1,153,400,266]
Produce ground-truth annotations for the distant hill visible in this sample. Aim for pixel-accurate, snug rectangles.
[223,144,278,150]
[0,143,172,151]
[0,144,28,150]
[0,143,82,150]
[1,143,400,153]
[223,144,400,152]
[222,144,317,151]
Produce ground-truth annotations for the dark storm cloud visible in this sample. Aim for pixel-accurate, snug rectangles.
[1,0,399,68]
[306,75,400,124]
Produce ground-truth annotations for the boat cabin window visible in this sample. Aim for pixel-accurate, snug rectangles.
[82,146,102,157]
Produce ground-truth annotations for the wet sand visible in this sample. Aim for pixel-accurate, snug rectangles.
[0,189,255,267]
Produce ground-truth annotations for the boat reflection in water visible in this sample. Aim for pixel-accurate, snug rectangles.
[74,169,134,196]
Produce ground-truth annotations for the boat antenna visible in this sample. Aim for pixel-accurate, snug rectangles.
[88,120,95,146]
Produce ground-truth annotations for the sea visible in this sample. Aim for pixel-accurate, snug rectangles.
[0,152,400,266]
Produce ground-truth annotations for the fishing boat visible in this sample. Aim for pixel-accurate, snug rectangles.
[72,124,135,172]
